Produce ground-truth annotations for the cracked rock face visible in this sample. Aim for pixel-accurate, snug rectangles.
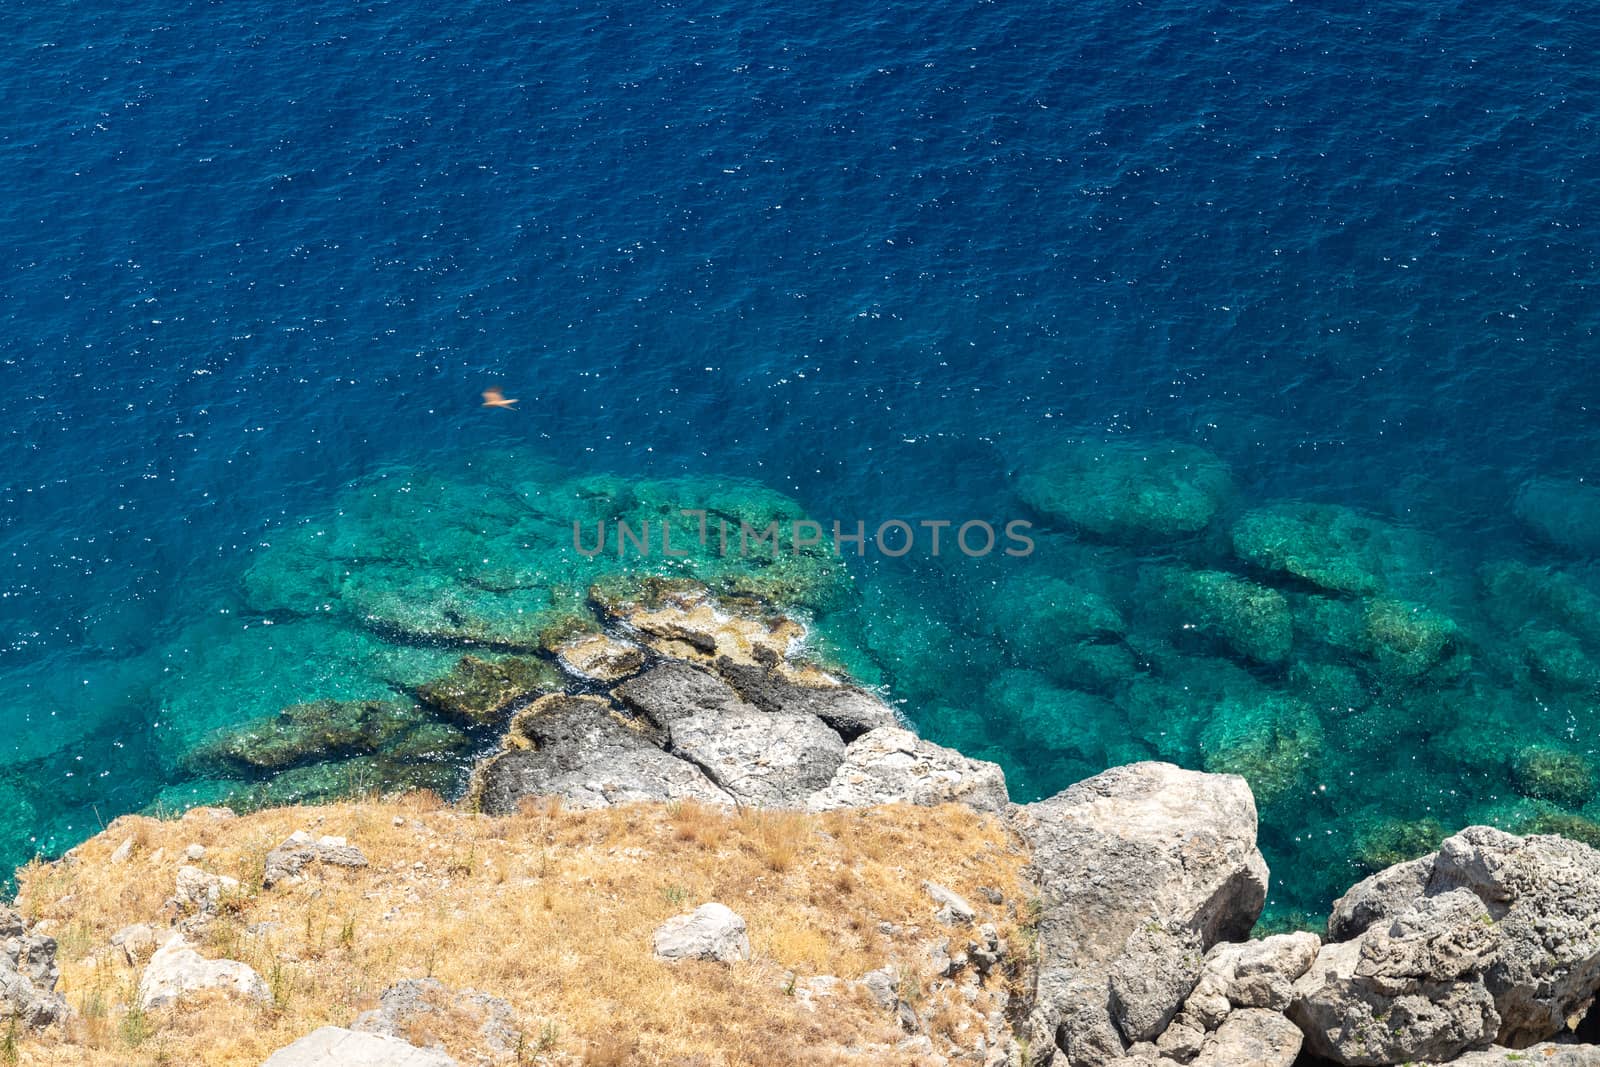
[472,694,735,812]
[0,906,68,1030]
[652,903,751,963]
[806,727,1010,814]
[667,707,845,807]
[1011,761,1268,1066]
[1303,824,1600,1063]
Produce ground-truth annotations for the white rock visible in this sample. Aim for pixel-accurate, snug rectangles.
[923,881,976,925]
[109,838,134,864]
[138,935,268,1009]
[261,1026,458,1066]
[652,903,751,963]
[185,844,206,861]
[805,727,1010,814]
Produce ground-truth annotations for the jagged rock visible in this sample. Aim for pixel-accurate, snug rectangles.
[1011,762,1268,1066]
[263,831,370,888]
[262,1026,458,1067]
[1442,1043,1600,1065]
[1289,890,1503,1065]
[0,906,68,1029]
[1316,825,1600,1055]
[668,707,844,807]
[1191,1008,1302,1067]
[472,694,734,812]
[554,632,645,682]
[1108,924,1203,1043]
[713,658,899,740]
[138,934,269,1009]
[924,881,976,925]
[1200,931,1319,1011]
[652,903,751,963]
[858,968,898,1011]
[613,660,750,729]
[352,978,518,1055]
[1328,854,1436,942]
[805,727,1010,814]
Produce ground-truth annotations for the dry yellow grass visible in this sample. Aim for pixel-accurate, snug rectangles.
[10,794,1031,1067]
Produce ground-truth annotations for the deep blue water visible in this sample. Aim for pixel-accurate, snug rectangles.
[3,0,1599,915]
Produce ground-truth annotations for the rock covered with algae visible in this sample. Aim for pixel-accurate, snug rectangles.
[1231,502,1440,597]
[414,655,564,727]
[1198,693,1324,808]
[1513,476,1600,555]
[1512,745,1597,809]
[1147,566,1293,665]
[1016,440,1233,542]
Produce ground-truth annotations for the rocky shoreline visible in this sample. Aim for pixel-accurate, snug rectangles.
[7,588,1600,1066]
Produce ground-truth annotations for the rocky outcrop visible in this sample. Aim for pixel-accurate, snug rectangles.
[138,934,269,1009]
[613,660,750,728]
[0,906,68,1029]
[1441,1043,1600,1066]
[262,1026,459,1067]
[1293,825,1600,1065]
[1011,762,1268,1065]
[806,727,1010,814]
[471,694,736,812]
[553,632,645,682]
[710,657,900,740]
[668,707,845,806]
[652,903,751,963]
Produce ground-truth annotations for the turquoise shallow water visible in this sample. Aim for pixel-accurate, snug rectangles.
[2,0,1599,918]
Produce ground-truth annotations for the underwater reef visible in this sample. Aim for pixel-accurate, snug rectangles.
[5,440,1600,924]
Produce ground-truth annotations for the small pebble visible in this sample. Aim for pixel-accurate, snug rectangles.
[185,844,206,861]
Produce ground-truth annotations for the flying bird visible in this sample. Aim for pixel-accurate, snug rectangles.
[482,387,519,409]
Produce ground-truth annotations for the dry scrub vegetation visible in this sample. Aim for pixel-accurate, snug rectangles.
[9,794,1031,1067]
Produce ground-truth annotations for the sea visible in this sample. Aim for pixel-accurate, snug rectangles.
[3,0,1599,920]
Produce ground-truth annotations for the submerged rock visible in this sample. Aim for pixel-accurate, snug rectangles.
[1231,502,1422,596]
[414,655,562,727]
[1150,566,1293,665]
[1512,745,1597,809]
[1513,477,1600,556]
[185,698,430,774]
[1359,598,1468,683]
[1017,441,1233,542]
[1198,693,1323,808]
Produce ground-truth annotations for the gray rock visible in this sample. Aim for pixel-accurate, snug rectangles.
[351,978,518,1055]
[805,727,1011,814]
[0,906,68,1029]
[1201,931,1320,1011]
[1156,1019,1206,1062]
[553,632,645,682]
[1011,762,1268,1066]
[472,695,735,813]
[138,934,269,1010]
[170,864,240,914]
[668,708,844,807]
[924,881,977,925]
[1327,854,1436,942]
[858,968,899,1011]
[111,923,161,966]
[1442,1043,1600,1066]
[1513,477,1600,555]
[612,660,750,730]
[263,832,369,888]
[1191,1008,1302,1067]
[1314,825,1600,1054]
[1289,890,1502,1065]
[1108,924,1203,1043]
[713,658,899,740]
[652,903,751,963]
[261,1026,458,1067]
